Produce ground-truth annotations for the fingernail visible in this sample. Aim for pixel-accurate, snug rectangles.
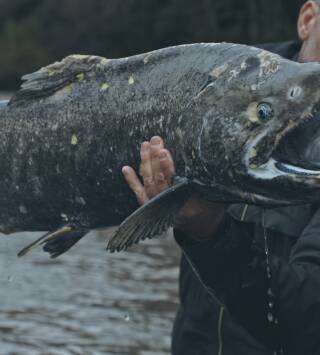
[122,166,130,174]
[141,142,149,150]
[159,151,167,159]
[150,136,161,145]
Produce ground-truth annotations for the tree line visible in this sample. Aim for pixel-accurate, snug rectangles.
[0,0,305,89]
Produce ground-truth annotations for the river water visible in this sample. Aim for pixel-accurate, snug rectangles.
[0,230,180,355]
[0,92,11,100]
[0,92,180,355]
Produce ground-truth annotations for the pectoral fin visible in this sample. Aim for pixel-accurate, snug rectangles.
[107,177,192,253]
[18,224,89,258]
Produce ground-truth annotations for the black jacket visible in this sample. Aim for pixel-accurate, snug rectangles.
[171,41,320,355]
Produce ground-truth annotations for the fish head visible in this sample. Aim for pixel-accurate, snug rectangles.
[199,48,320,204]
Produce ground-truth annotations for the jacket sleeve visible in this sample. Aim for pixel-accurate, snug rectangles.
[174,208,320,353]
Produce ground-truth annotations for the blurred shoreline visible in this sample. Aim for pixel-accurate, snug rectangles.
[0,0,302,90]
[0,92,12,100]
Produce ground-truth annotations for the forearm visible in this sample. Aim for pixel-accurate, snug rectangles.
[174,197,225,240]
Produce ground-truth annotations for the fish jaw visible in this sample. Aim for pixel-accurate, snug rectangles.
[241,106,320,203]
[200,58,320,204]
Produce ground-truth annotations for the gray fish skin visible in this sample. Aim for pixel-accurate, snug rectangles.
[1,43,320,248]
[0,43,228,234]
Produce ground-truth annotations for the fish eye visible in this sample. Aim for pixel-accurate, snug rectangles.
[257,102,273,122]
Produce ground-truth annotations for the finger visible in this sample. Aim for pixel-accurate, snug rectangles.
[150,136,164,149]
[122,166,149,205]
[150,136,167,192]
[154,171,169,192]
[159,149,176,184]
[153,150,171,192]
[139,142,158,197]
[139,142,151,175]
[150,136,164,168]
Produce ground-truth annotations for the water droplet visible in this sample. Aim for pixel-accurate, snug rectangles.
[268,288,274,297]
[75,196,86,206]
[19,204,28,214]
[60,213,68,221]
[124,314,130,322]
[269,302,274,308]
[7,276,12,282]
[267,312,274,323]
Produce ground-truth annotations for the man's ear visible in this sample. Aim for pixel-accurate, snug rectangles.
[297,1,320,41]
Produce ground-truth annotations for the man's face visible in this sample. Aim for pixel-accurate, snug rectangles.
[298,1,320,62]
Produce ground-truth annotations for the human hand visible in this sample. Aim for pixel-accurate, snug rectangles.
[122,136,175,204]
[122,136,224,239]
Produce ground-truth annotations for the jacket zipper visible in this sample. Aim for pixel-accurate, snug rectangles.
[240,204,249,221]
[217,306,224,355]
[216,204,246,355]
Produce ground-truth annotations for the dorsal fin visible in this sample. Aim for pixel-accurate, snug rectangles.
[10,54,110,105]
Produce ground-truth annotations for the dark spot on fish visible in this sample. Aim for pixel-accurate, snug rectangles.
[302,74,320,95]
[248,121,260,131]
[240,56,260,76]
[312,102,320,116]
[199,76,215,92]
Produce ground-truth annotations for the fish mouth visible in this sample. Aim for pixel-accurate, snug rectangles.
[249,112,320,179]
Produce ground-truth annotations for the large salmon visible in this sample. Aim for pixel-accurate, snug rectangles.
[1,43,320,256]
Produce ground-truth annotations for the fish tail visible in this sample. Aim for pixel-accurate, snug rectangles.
[18,225,89,258]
